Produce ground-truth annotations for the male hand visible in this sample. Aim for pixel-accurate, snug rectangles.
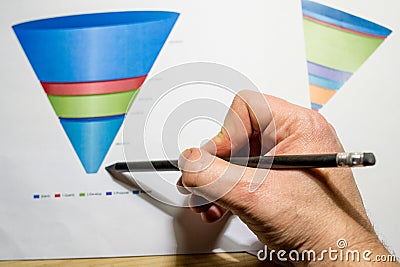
[177,91,397,266]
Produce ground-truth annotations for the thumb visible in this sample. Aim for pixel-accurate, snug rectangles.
[201,90,275,158]
[179,148,268,210]
[201,128,232,157]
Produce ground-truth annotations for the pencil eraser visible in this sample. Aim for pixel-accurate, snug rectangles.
[363,153,376,166]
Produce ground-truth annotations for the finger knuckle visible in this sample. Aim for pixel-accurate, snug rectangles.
[297,110,342,151]
[302,109,333,135]
[182,171,201,190]
[180,148,206,189]
[235,90,259,105]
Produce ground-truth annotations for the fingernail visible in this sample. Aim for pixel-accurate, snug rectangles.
[178,148,194,170]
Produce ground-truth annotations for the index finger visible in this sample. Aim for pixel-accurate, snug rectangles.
[201,90,275,158]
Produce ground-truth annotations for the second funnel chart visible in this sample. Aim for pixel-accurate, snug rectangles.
[13,11,179,173]
[301,0,392,111]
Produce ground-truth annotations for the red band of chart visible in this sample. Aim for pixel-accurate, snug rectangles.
[42,75,147,96]
[303,15,387,39]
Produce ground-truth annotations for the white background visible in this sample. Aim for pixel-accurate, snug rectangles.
[0,0,310,260]
[317,0,400,257]
[0,0,398,261]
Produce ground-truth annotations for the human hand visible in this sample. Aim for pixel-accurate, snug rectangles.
[177,91,397,266]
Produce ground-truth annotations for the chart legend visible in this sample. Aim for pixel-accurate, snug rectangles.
[301,0,392,111]
[13,11,179,173]
[32,190,150,201]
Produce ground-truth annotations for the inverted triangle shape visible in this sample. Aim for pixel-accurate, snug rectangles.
[60,115,125,173]
[13,11,179,173]
[301,0,392,111]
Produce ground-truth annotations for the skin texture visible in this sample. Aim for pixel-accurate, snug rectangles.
[176,91,398,266]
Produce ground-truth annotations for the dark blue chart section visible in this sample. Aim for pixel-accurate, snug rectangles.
[302,0,392,37]
[13,11,179,82]
[60,115,125,174]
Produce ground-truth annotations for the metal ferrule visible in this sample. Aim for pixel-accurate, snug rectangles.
[336,152,364,167]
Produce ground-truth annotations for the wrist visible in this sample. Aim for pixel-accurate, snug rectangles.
[304,228,398,266]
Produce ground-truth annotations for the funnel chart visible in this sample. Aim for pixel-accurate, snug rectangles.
[12,2,393,173]
[13,11,179,173]
[3,0,399,261]
[301,0,392,111]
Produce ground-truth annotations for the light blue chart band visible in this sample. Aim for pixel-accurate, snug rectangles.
[308,74,344,90]
[60,114,125,173]
[311,102,323,110]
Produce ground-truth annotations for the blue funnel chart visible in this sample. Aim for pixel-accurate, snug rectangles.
[13,11,179,173]
[301,0,391,111]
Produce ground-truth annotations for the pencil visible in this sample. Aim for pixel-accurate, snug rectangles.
[105,152,376,173]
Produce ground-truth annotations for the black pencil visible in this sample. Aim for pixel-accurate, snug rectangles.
[105,152,376,173]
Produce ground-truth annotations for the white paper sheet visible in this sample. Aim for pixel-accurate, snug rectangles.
[0,0,310,260]
[315,0,400,256]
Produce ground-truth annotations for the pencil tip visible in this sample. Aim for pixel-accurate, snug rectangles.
[105,164,116,173]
